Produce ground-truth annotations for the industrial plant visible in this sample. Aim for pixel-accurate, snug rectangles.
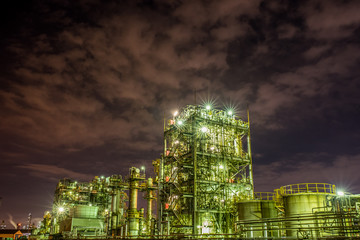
[34,104,360,239]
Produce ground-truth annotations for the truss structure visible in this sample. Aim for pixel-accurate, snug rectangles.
[158,105,254,235]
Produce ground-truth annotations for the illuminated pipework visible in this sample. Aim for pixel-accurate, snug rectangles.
[48,171,156,237]
[41,101,360,239]
[158,104,254,235]
[108,175,127,236]
[127,167,144,236]
[144,178,156,235]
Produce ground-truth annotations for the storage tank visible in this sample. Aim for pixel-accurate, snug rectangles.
[72,205,99,218]
[237,200,278,238]
[281,183,336,238]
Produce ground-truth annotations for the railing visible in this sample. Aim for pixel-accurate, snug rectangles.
[254,192,274,200]
[279,183,336,195]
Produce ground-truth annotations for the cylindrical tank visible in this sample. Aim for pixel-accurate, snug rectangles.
[237,200,278,238]
[284,193,327,238]
[261,201,278,219]
[72,205,98,218]
[128,167,141,236]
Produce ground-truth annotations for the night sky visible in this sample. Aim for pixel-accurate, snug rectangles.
[1,0,360,228]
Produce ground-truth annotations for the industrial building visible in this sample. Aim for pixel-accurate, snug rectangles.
[37,104,360,239]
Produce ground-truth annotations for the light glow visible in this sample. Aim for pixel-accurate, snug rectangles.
[205,105,211,110]
[201,126,208,133]
[173,111,178,117]
[58,207,65,213]
[177,120,183,125]
[337,191,345,196]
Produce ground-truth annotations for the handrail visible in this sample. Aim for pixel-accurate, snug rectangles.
[279,183,336,195]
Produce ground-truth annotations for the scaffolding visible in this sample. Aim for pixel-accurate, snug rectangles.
[158,104,254,235]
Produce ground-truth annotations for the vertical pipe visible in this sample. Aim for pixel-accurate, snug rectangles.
[158,135,165,235]
[128,167,140,236]
[192,116,198,235]
[157,115,166,235]
[247,108,254,198]
[139,208,144,235]
[146,178,154,235]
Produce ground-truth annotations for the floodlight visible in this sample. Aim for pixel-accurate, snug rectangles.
[337,191,345,196]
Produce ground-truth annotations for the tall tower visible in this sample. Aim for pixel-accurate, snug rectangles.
[158,104,254,235]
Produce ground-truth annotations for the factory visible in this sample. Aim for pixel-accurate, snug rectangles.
[36,104,360,239]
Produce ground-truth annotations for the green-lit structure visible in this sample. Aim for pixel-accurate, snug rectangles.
[38,104,360,239]
[48,171,155,238]
[158,104,254,235]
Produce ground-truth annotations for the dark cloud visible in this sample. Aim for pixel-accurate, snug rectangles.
[18,164,93,181]
[254,154,360,194]
[0,0,359,225]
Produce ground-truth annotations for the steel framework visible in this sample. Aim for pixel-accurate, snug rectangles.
[158,104,254,235]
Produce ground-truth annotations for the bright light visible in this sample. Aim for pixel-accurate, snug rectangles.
[173,111,178,117]
[58,207,65,213]
[219,165,224,169]
[210,146,215,151]
[201,126,208,133]
[101,176,104,179]
[141,166,145,170]
[202,226,210,234]
[174,140,179,144]
[227,110,233,115]
[205,105,211,110]
[337,191,345,196]
[177,120,183,125]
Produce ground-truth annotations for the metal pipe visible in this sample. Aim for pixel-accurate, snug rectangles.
[128,167,140,236]
[146,177,154,235]
[247,108,254,198]
[192,116,198,235]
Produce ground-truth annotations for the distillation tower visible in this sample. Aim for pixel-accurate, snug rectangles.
[157,104,254,235]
